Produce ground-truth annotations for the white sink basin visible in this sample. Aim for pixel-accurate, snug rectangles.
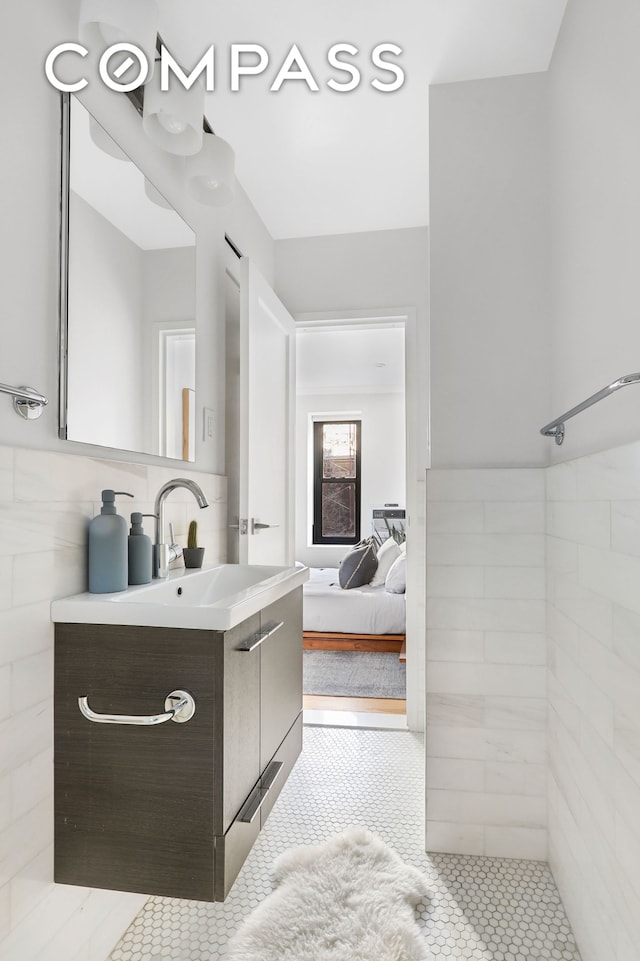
[51,564,309,631]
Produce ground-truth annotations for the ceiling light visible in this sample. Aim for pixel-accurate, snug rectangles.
[142,71,204,155]
[78,0,159,80]
[187,133,235,206]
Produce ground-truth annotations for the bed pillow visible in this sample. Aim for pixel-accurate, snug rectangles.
[369,536,402,587]
[385,553,406,593]
[338,541,378,589]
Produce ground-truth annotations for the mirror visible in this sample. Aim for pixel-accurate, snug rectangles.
[59,95,197,461]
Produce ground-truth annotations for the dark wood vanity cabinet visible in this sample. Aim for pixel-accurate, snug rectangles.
[54,587,303,902]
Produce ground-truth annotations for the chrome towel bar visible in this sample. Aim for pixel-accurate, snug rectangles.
[0,382,48,420]
[540,372,640,445]
[78,689,196,725]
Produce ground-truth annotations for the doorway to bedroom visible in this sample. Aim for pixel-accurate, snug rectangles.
[294,316,409,727]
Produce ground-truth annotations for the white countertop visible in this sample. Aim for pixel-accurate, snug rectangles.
[51,563,309,631]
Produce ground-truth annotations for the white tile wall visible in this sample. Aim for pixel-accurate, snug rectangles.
[0,443,226,961]
[5,437,639,961]
[426,468,547,860]
[406,476,427,733]
[547,441,640,961]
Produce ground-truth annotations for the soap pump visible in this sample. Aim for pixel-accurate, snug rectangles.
[88,490,133,594]
[128,512,155,585]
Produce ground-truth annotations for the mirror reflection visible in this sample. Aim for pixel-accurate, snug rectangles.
[61,96,197,461]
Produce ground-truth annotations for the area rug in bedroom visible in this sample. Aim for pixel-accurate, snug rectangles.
[303,651,406,699]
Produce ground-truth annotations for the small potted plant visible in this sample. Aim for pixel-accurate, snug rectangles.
[183,519,205,569]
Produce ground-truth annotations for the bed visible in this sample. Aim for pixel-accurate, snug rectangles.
[302,566,406,659]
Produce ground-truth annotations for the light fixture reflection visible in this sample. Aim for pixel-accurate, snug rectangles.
[187,133,235,206]
[78,0,159,81]
[142,72,204,156]
[144,178,174,209]
[89,117,129,161]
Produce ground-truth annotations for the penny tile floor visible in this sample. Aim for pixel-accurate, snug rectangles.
[109,725,581,961]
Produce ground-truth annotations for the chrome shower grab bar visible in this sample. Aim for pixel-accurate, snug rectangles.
[0,382,48,420]
[540,372,640,445]
[78,689,196,725]
[0,383,48,405]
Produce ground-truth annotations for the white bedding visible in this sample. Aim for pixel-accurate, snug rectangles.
[302,567,406,635]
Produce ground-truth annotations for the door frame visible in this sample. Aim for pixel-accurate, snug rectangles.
[295,307,427,732]
[235,256,296,566]
[151,319,196,459]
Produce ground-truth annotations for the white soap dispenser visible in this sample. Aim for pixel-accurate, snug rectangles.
[88,490,134,593]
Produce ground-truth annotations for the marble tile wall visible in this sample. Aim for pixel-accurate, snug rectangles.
[5,440,638,961]
[406,476,427,733]
[0,444,226,961]
[425,468,547,860]
[547,443,640,961]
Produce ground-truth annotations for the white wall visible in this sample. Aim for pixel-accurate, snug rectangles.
[426,468,547,859]
[547,0,640,461]
[429,73,550,469]
[142,247,196,457]
[543,2,640,959]
[547,443,640,961]
[0,2,275,958]
[428,2,640,955]
[276,227,428,321]
[295,392,406,568]
[427,72,551,857]
[67,192,145,452]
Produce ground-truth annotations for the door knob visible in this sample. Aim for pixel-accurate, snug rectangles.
[250,518,279,535]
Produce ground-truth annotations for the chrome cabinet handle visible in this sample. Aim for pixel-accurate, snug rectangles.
[237,761,284,823]
[78,689,196,725]
[237,621,284,653]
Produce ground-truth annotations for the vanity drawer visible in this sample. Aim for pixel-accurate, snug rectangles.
[214,712,302,900]
[216,613,261,836]
[260,711,303,827]
[214,812,260,901]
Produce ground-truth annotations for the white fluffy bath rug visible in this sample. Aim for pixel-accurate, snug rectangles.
[224,827,431,961]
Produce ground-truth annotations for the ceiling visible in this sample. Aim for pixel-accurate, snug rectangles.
[296,326,405,396]
[156,0,567,240]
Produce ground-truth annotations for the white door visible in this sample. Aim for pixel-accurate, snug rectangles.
[238,257,296,565]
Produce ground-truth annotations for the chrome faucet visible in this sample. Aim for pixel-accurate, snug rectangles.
[153,478,209,578]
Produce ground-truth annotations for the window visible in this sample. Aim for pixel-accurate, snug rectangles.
[312,420,361,545]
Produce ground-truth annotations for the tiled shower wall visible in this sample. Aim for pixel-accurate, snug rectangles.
[547,443,640,961]
[0,444,226,961]
[426,468,547,860]
[425,451,640,960]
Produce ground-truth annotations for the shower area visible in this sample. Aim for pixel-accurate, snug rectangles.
[426,30,640,958]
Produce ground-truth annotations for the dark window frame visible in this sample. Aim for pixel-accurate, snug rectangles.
[312,419,362,546]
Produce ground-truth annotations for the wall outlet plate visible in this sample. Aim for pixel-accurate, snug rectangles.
[203,408,215,441]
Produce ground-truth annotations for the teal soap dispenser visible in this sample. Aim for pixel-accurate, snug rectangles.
[128,512,154,585]
[88,490,134,593]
